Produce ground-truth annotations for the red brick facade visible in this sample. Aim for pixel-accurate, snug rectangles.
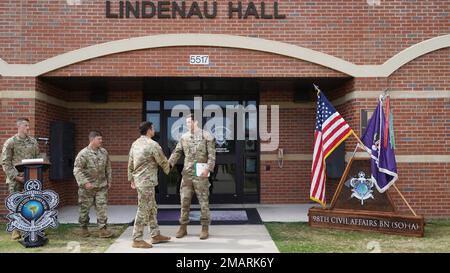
[0,1,448,219]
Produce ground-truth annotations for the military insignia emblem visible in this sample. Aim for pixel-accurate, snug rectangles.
[211,125,231,146]
[5,179,59,247]
[350,171,375,205]
[210,124,232,153]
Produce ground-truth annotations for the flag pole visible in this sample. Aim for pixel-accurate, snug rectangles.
[329,144,361,209]
[350,131,418,216]
[313,84,321,95]
[392,184,417,216]
[352,131,366,148]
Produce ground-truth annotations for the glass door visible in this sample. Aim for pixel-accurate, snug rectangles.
[203,99,241,203]
[143,78,259,204]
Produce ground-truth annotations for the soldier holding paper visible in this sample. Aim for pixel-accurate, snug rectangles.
[169,114,216,240]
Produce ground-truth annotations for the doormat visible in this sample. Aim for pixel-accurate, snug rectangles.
[129,208,262,225]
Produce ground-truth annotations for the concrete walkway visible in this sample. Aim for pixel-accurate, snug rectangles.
[58,205,137,224]
[57,204,316,253]
[57,204,315,224]
[106,225,279,253]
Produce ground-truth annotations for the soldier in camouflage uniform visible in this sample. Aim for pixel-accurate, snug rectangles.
[169,114,216,240]
[73,131,114,238]
[128,121,171,248]
[1,117,40,240]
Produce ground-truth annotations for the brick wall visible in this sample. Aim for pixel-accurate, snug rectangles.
[1,49,449,218]
[44,46,346,78]
[0,0,448,65]
[0,78,37,219]
[389,48,450,91]
[0,1,449,219]
[260,161,311,203]
[49,83,143,206]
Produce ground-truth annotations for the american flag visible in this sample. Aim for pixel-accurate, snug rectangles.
[310,89,353,207]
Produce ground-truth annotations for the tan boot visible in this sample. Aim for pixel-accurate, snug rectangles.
[152,234,171,244]
[176,224,188,238]
[132,240,153,248]
[80,227,90,238]
[200,225,209,240]
[11,230,21,240]
[98,227,114,238]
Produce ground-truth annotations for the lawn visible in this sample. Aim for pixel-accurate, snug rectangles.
[265,219,450,253]
[0,223,128,253]
[3,220,450,253]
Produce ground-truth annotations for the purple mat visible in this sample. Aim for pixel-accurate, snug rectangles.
[157,210,248,222]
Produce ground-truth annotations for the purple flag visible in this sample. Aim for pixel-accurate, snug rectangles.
[361,97,398,193]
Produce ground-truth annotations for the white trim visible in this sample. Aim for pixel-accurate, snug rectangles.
[372,173,397,193]
[0,90,450,109]
[0,90,141,109]
[67,102,141,109]
[333,90,450,106]
[261,153,450,163]
[260,153,312,161]
[0,90,36,99]
[345,152,450,163]
[0,90,67,107]
[395,155,450,163]
[266,90,449,108]
[0,33,448,77]
[2,90,448,110]
[382,35,450,77]
[260,101,316,109]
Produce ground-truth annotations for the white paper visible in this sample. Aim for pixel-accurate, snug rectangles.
[21,158,44,164]
[195,162,210,177]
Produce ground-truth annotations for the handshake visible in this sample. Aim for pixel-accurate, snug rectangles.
[130,161,210,190]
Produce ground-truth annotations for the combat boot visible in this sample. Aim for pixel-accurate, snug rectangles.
[11,230,21,240]
[80,227,90,237]
[199,225,209,240]
[151,234,171,244]
[176,224,188,238]
[132,240,152,248]
[98,227,114,238]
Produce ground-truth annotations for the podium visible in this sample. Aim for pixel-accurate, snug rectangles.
[5,160,59,247]
[15,160,52,184]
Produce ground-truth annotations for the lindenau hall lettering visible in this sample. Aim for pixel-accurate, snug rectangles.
[105,1,287,19]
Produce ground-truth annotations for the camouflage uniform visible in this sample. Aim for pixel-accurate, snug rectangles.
[73,146,112,229]
[169,129,216,226]
[128,136,170,241]
[1,134,40,193]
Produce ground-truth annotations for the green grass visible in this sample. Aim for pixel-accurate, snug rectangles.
[265,219,450,253]
[0,223,128,253]
[4,220,450,253]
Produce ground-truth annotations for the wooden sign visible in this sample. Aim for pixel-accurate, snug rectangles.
[332,158,396,212]
[309,208,424,237]
[308,155,425,237]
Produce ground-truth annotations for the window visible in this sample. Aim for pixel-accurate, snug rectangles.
[145,101,161,141]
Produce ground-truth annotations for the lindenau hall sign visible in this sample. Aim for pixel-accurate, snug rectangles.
[105,1,287,19]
